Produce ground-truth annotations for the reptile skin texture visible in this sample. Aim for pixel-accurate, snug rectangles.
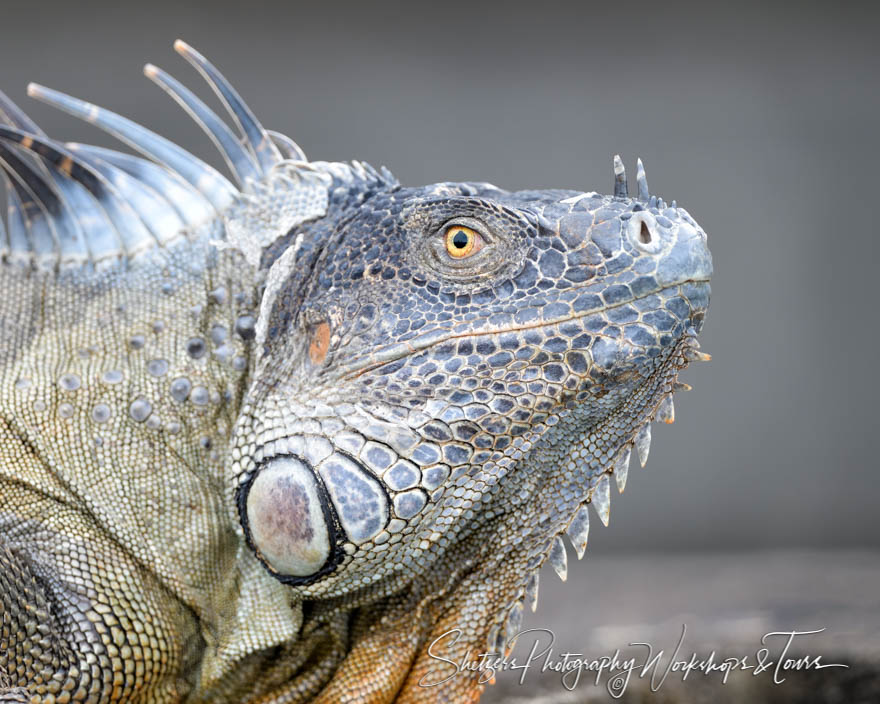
[0,42,712,703]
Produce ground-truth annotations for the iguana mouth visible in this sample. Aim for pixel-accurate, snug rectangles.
[341,279,710,382]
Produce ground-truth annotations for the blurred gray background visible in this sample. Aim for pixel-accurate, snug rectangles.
[1,0,873,553]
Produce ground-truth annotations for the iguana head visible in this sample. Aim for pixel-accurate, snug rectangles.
[233,155,712,621]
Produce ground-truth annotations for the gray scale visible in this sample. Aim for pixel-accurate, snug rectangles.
[317,453,389,545]
[392,489,428,520]
[382,460,421,491]
[360,441,397,473]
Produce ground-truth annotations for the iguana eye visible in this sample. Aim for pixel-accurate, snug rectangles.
[444,225,483,259]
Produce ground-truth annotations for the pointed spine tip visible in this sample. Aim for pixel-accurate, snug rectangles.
[614,447,631,494]
[174,40,203,63]
[613,154,628,198]
[549,536,568,582]
[636,424,652,468]
[143,63,159,79]
[26,83,42,99]
[591,474,611,526]
[657,395,675,424]
[685,349,712,362]
[636,157,650,200]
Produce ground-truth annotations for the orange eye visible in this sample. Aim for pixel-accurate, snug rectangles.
[444,225,482,259]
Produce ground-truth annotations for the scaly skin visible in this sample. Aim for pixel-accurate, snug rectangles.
[0,44,712,703]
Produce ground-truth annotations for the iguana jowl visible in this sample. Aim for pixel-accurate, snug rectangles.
[0,41,712,703]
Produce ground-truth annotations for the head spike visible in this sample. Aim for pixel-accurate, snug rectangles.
[0,91,106,264]
[3,179,34,263]
[0,89,44,136]
[143,63,261,188]
[0,145,91,265]
[267,130,307,162]
[0,126,157,257]
[39,167,124,264]
[0,140,62,216]
[548,536,568,581]
[525,572,540,613]
[173,39,282,173]
[72,145,186,246]
[614,447,631,493]
[636,157,650,201]
[565,504,590,559]
[613,154,627,198]
[0,189,7,256]
[0,154,58,266]
[591,474,611,526]
[27,82,236,212]
[70,143,214,226]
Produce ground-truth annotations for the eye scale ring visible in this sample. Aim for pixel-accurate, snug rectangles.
[444,225,482,259]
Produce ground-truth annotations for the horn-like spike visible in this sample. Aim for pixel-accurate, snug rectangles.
[143,63,261,188]
[548,536,568,582]
[613,154,628,198]
[636,157,650,201]
[565,504,590,559]
[0,142,61,253]
[70,143,214,226]
[45,170,125,263]
[27,83,236,211]
[0,192,7,257]
[635,423,652,467]
[684,348,712,362]
[73,146,186,246]
[0,163,58,268]
[486,623,500,654]
[4,180,33,263]
[591,474,611,526]
[268,129,307,162]
[380,165,397,186]
[0,91,97,263]
[674,381,692,392]
[656,396,675,424]
[525,572,540,613]
[504,601,524,645]
[0,127,158,257]
[173,39,282,172]
[0,141,90,264]
[0,88,44,135]
[0,140,63,216]
[614,447,631,493]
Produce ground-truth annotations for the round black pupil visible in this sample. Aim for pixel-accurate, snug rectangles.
[452,230,469,249]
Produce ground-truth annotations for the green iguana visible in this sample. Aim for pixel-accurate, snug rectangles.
[0,41,712,703]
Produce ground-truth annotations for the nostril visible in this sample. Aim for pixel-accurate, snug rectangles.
[627,212,662,253]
